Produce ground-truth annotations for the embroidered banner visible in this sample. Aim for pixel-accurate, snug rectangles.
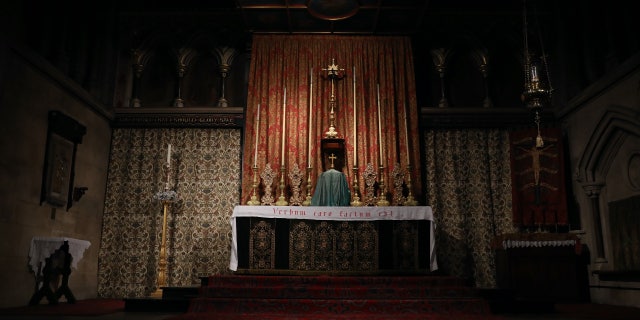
[510,127,568,228]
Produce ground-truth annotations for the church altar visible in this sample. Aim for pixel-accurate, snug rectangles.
[230,206,437,272]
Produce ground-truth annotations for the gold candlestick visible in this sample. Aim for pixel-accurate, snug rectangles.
[151,160,177,298]
[376,165,389,206]
[404,164,418,206]
[350,166,363,206]
[322,59,344,138]
[151,200,169,298]
[303,167,312,206]
[275,165,288,206]
[247,164,261,205]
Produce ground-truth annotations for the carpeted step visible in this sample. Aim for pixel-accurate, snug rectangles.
[186,297,492,315]
[168,312,507,320]
[199,284,478,299]
[205,275,468,288]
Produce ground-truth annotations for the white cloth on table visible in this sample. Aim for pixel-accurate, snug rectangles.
[229,205,437,272]
[29,237,91,275]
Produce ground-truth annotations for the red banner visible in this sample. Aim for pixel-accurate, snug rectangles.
[510,127,568,228]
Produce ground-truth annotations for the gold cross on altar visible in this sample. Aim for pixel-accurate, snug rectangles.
[329,153,337,168]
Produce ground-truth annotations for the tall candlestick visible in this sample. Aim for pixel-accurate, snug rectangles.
[167,144,171,164]
[404,102,410,160]
[377,84,382,164]
[281,87,286,163]
[353,66,357,165]
[308,69,313,167]
[254,103,260,165]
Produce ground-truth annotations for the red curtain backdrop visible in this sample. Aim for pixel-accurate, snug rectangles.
[510,127,568,228]
[242,35,421,204]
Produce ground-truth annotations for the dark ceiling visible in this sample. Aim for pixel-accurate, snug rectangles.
[117,0,528,35]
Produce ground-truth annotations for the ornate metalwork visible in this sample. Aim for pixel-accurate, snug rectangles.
[260,163,276,205]
[213,46,238,108]
[391,163,406,206]
[246,164,261,205]
[430,48,450,108]
[472,48,492,108]
[302,167,313,206]
[275,165,288,206]
[404,164,418,206]
[289,221,313,270]
[288,163,304,206]
[376,165,389,206]
[363,162,377,206]
[249,219,275,269]
[321,59,345,138]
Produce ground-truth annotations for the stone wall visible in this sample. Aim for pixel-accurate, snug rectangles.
[0,43,112,308]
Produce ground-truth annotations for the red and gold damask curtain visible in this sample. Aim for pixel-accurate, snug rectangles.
[242,35,421,204]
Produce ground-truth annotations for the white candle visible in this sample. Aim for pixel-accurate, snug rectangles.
[254,103,260,165]
[167,144,171,164]
[308,69,313,167]
[281,87,286,163]
[404,102,410,161]
[377,84,382,164]
[353,66,357,165]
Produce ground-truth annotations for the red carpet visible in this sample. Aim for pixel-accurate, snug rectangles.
[0,298,125,316]
[166,274,506,320]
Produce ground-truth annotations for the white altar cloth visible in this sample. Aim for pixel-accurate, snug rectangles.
[29,237,91,275]
[229,206,438,272]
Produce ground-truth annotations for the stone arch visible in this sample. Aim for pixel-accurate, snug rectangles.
[577,105,640,184]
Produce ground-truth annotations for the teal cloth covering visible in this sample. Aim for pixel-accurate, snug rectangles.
[311,169,351,206]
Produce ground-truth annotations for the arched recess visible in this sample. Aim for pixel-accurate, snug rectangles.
[445,35,486,107]
[576,104,640,261]
[577,105,640,184]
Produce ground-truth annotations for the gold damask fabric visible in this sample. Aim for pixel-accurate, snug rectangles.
[424,129,516,288]
[98,128,241,298]
[242,35,422,205]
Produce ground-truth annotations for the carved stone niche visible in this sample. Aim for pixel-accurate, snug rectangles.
[320,138,345,172]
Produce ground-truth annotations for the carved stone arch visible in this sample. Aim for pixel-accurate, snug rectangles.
[138,31,181,107]
[446,34,487,107]
[482,21,524,108]
[577,105,640,184]
[180,32,221,107]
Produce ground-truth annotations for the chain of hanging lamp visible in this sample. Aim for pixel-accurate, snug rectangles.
[522,0,552,148]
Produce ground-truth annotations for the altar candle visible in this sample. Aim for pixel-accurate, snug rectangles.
[281,87,286,163]
[377,84,382,164]
[308,69,313,167]
[167,144,171,164]
[404,102,410,161]
[353,66,357,165]
[254,103,260,165]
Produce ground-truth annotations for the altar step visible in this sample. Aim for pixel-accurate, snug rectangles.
[170,274,499,320]
[123,286,199,312]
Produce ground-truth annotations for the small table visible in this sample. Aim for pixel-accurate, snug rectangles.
[28,237,91,305]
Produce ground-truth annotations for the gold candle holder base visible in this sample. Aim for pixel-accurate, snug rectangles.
[275,165,289,206]
[376,165,389,206]
[350,166,363,206]
[302,167,313,206]
[404,164,418,206]
[247,165,261,205]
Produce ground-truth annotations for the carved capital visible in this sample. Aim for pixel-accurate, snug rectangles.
[581,182,604,198]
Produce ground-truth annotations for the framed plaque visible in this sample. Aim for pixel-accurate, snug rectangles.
[40,111,86,210]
